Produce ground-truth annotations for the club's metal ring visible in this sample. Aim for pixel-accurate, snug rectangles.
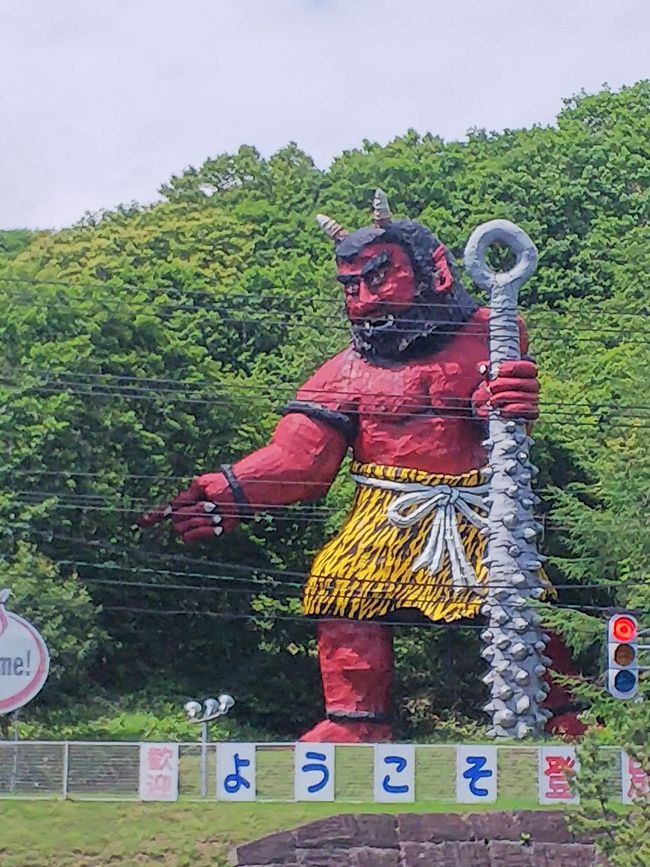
[464,219,538,293]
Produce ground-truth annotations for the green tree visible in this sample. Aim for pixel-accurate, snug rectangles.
[1,80,648,738]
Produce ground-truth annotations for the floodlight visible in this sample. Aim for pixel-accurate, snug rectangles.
[184,700,202,720]
[218,694,235,715]
[203,698,219,718]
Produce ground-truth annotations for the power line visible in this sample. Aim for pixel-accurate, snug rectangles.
[5,489,622,537]
[4,274,650,319]
[9,597,632,632]
[5,380,650,428]
[71,574,649,620]
[4,296,650,344]
[13,538,649,595]
[7,367,650,416]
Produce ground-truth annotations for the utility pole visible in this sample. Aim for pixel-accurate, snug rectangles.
[464,220,551,739]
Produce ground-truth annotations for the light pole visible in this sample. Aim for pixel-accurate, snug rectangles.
[184,694,235,798]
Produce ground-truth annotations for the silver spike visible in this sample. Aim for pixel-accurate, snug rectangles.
[315,213,348,242]
[516,721,532,739]
[511,642,530,660]
[495,709,516,728]
[516,695,531,714]
[372,188,392,227]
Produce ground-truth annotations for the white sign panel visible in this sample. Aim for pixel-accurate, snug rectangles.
[138,743,179,801]
[538,746,579,804]
[373,744,415,803]
[621,751,649,804]
[456,745,498,803]
[216,742,256,801]
[0,589,50,714]
[294,743,335,801]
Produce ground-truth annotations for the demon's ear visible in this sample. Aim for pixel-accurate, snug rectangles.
[432,244,453,294]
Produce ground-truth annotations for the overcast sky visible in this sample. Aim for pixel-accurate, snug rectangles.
[1,0,648,229]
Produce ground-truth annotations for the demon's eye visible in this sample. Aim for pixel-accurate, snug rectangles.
[344,279,359,296]
[368,269,387,288]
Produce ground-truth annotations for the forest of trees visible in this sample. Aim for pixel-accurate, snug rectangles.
[1,81,648,740]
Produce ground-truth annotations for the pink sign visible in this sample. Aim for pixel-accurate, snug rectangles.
[139,743,179,801]
[0,589,50,714]
[538,746,580,804]
[622,752,649,804]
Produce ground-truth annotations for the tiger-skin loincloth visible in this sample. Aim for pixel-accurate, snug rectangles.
[303,461,552,623]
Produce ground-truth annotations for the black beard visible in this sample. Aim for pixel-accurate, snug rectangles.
[351,288,479,363]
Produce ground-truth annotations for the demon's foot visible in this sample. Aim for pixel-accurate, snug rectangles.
[299,718,392,744]
[544,711,586,738]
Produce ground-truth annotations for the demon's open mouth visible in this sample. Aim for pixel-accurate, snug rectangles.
[361,314,395,332]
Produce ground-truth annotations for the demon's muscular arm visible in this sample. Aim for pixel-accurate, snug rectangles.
[139,361,351,543]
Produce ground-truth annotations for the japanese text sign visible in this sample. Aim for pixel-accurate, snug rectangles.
[373,744,415,803]
[294,743,335,801]
[538,746,579,804]
[456,745,498,803]
[216,742,256,801]
[138,743,179,801]
[621,752,649,805]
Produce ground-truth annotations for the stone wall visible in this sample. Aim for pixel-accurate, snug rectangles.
[229,810,608,866]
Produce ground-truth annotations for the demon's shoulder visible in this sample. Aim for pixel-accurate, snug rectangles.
[296,348,359,400]
[280,348,360,441]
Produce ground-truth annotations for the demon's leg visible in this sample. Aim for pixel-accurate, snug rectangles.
[300,620,393,743]
[543,630,587,736]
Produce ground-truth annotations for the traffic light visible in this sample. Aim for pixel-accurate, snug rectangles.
[607,614,638,699]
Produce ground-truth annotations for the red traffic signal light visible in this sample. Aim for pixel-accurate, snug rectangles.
[610,615,637,643]
[607,614,639,700]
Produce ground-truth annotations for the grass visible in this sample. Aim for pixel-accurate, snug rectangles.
[0,743,576,865]
[0,797,547,867]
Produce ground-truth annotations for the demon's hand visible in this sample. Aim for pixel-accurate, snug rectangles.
[472,360,539,421]
[138,473,237,543]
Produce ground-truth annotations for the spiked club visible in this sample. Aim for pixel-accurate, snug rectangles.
[464,220,552,739]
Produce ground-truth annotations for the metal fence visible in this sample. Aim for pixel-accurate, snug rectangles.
[0,740,626,803]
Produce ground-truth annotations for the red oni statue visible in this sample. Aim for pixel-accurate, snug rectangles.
[141,191,584,740]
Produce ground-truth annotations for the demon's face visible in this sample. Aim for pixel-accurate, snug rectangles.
[318,195,477,361]
[336,242,417,330]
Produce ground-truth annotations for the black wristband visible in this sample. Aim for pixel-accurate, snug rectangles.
[220,464,255,520]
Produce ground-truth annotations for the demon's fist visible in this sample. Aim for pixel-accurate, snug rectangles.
[472,360,539,421]
[138,473,237,543]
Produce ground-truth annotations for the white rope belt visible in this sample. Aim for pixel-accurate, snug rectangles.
[351,474,490,591]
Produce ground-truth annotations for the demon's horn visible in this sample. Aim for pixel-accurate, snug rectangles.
[372,188,392,228]
[316,214,348,242]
